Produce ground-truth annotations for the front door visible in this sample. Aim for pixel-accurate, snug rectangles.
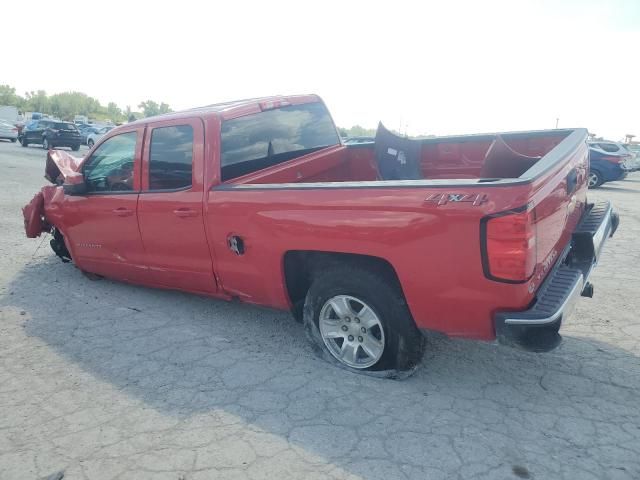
[61,128,147,282]
[136,118,216,293]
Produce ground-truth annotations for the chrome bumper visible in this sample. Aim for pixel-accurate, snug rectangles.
[494,201,618,352]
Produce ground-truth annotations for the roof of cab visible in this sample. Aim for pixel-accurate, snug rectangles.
[126,94,321,126]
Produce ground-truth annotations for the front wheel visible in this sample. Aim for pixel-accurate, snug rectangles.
[42,137,50,150]
[303,264,425,376]
[71,144,80,151]
[21,138,28,147]
[87,139,94,148]
[10,138,16,143]
[588,170,603,188]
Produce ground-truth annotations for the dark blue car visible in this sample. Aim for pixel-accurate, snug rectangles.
[588,143,628,188]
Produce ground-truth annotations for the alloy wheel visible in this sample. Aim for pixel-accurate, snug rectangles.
[319,295,385,369]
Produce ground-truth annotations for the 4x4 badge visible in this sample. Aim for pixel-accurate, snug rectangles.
[424,193,488,206]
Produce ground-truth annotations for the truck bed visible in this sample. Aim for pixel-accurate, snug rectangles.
[229,129,572,186]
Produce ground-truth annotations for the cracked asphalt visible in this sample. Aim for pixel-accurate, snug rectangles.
[1,140,639,480]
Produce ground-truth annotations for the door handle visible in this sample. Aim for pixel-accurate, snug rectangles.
[112,207,133,217]
[173,208,198,218]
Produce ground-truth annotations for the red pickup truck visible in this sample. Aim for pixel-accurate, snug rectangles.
[23,94,618,376]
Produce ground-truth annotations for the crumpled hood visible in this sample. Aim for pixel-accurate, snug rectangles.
[24,150,82,238]
[45,149,83,185]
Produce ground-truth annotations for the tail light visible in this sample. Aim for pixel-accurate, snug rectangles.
[601,155,624,164]
[482,207,536,282]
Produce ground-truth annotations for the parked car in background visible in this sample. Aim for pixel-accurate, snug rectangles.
[623,143,640,171]
[86,125,113,148]
[588,143,628,188]
[0,119,19,142]
[589,141,637,171]
[19,120,81,150]
[78,124,96,144]
[19,119,53,147]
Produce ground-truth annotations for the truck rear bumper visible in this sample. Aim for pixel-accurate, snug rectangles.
[494,201,619,352]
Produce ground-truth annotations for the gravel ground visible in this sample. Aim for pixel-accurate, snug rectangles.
[1,139,639,480]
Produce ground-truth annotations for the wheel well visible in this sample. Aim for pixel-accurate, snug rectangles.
[283,251,404,321]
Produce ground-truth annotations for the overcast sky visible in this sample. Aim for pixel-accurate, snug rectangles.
[4,0,639,140]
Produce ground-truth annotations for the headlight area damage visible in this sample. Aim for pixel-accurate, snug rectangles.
[22,150,81,261]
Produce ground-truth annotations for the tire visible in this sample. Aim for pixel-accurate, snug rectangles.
[303,263,425,376]
[21,138,28,147]
[10,138,16,143]
[588,170,603,188]
[71,144,80,151]
[87,139,94,148]
[42,137,49,150]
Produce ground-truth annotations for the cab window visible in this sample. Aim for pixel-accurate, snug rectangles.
[83,132,137,193]
[220,102,339,181]
[148,125,193,190]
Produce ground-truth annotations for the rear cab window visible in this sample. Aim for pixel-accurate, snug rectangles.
[148,125,194,190]
[220,102,340,181]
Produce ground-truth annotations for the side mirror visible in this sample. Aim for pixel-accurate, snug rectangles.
[63,175,87,195]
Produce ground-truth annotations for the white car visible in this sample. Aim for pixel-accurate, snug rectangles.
[626,144,640,171]
[86,126,114,148]
[589,140,640,172]
[0,120,18,142]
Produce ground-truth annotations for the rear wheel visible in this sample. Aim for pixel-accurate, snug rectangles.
[10,138,16,143]
[588,170,603,188]
[71,144,80,151]
[87,139,94,148]
[303,264,425,376]
[21,138,28,147]
[42,137,49,150]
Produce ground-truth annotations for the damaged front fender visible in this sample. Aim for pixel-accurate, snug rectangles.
[22,185,60,238]
[24,149,82,239]
[23,191,47,238]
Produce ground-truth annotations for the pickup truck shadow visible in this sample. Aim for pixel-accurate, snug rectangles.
[5,257,640,478]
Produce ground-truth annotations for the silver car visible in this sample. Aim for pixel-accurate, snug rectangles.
[0,120,18,142]
[86,125,114,148]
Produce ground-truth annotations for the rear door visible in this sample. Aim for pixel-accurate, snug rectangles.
[61,127,148,282]
[137,117,217,293]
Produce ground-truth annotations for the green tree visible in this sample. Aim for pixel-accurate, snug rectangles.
[50,92,87,119]
[138,100,172,117]
[0,85,23,107]
[338,125,377,138]
[106,102,123,122]
[24,90,49,113]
